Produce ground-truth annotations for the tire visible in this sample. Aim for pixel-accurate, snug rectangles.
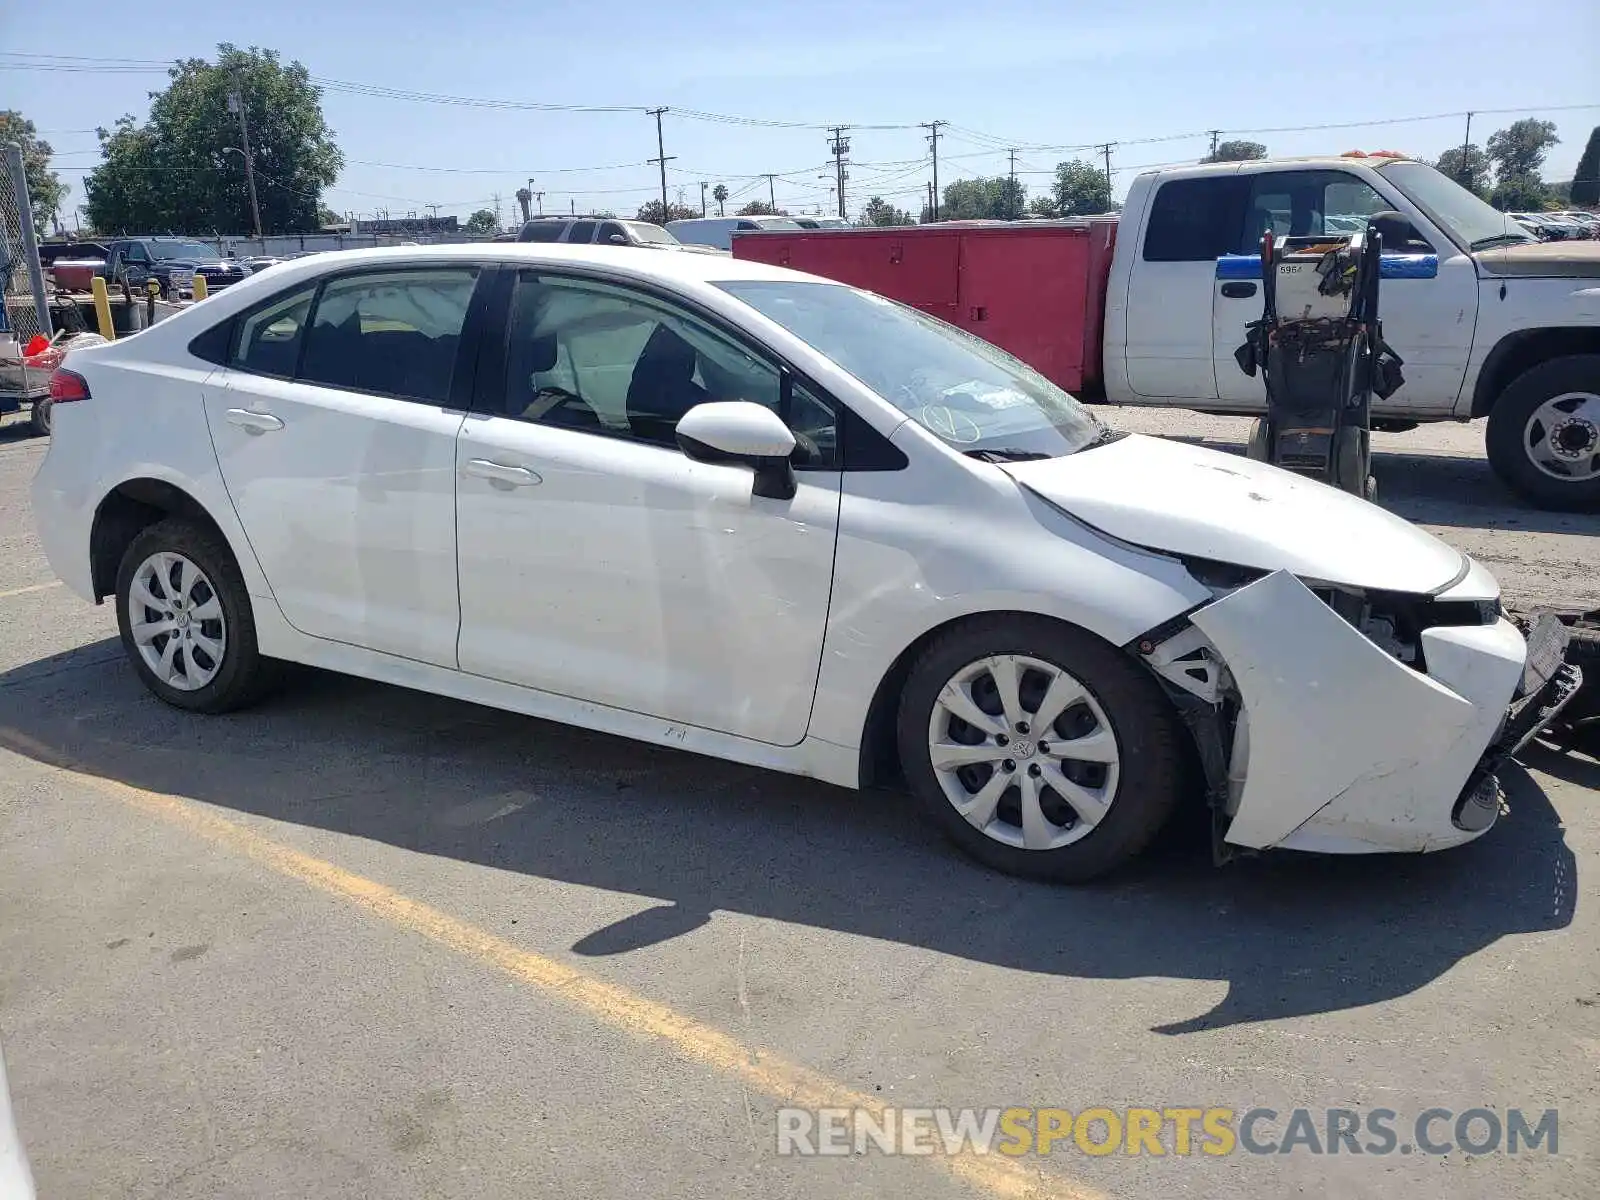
[1245,418,1269,461]
[896,616,1186,882]
[28,397,51,437]
[114,517,276,713]
[1332,426,1371,497]
[1485,354,1600,512]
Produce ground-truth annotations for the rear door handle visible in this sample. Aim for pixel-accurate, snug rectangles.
[1220,282,1258,299]
[465,459,541,488]
[225,408,284,434]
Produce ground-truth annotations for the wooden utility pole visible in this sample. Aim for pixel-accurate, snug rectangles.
[1008,148,1018,219]
[1101,143,1115,197]
[699,181,708,217]
[828,128,850,219]
[228,72,263,239]
[648,108,675,219]
[922,120,945,221]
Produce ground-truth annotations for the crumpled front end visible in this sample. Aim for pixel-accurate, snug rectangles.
[1148,569,1568,855]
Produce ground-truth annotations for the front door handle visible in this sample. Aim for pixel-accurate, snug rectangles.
[225,408,284,434]
[1220,281,1258,299]
[465,459,541,488]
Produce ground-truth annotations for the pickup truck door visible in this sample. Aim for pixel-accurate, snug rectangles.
[1121,173,1246,401]
[1213,168,1479,414]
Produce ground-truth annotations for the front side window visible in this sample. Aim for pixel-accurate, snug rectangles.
[566,220,598,244]
[598,222,628,245]
[298,267,478,403]
[497,272,836,464]
[231,284,317,377]
[720,280,1106,459]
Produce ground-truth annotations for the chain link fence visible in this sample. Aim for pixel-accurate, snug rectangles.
[1,145,50,348]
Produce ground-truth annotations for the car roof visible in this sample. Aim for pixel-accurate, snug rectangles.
[218,241,824,287]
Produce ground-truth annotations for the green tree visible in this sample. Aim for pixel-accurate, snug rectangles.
[1200,140,1267,164]
[464,208,498,235]
[1486,119,1559,182]
[858,196,913,226]
[712,183,729,216]
[1434,144,1491,195]
[84,45,342,236]
[1489,173,1551,213]
[736,200,784,216]
[1027,195,1058,219]
[1052,158,1111,216]
[1571,125,1600,207]
[0,111,67,231]
[317,206,341,227]
[635,199,700,223]
[934,176,1025,221]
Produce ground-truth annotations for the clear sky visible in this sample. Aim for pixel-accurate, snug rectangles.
[5,0,1598,228]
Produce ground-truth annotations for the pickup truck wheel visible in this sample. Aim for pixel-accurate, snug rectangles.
[1486,355,1600,512]
[28,397,51,437]
[896,616,1185,882]
[114,518,277,713]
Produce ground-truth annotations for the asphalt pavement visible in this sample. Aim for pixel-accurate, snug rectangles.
[1,412,1597,1200]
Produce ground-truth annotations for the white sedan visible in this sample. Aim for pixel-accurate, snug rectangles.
[30,245,1569,880]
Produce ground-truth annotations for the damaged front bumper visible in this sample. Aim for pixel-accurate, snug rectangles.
[1163,570,1578,856]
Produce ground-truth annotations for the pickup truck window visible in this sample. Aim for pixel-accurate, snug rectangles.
[598,222,628,244]
[1235,170,1394,255]
[1377,160,1535,252]
[567,220,598,243]
[1142,177,1245,262]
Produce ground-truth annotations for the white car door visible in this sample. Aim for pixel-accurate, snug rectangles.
[202,265,482,667]
[1122,171,1244,400]
[1213,167,1479,413]
[454,268,842,745]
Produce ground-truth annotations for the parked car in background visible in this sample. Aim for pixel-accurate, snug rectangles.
[667,215,805,251]
[793,216,851,230]
[102,238,250,298]
[516,216,713,252]
[1509,212,1585,241]
[31,243,1570,882]
[239,256,287,273]
[1554,211,1600,239]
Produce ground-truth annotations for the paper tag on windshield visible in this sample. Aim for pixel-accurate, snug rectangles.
[944,382,1031,410]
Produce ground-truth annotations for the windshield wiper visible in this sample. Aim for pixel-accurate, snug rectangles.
[963,448,1054,463]
[1469,233,1535,251]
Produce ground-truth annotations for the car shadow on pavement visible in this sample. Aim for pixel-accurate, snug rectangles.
[0,642,1579,1035]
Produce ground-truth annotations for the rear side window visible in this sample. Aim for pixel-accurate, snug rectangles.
[231,284,316,377]
[567,220,598,243]
[1141,177,1246,262]
[521,222,566,243]
[298,268,479,403]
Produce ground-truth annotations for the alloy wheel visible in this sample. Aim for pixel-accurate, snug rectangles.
[926,654,1121,851]
[1524,391,1600,482]
[127,550,227,691]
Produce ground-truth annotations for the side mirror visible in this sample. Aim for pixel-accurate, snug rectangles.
[608,234,627,245]
[676,401,798,500]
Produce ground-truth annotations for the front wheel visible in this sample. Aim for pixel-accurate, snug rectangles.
[896,616,1186,882]
[1485,355,1600,512]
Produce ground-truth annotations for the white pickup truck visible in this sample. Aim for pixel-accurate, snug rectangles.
[1105,154,1600,511]
[737,155,1600,511]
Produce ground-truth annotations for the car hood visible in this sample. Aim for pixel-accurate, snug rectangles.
[1000,433,1467,594]
[1473,240,1600,278]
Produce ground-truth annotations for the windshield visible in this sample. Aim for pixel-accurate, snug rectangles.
[719,280,1108,458]
[148,240,216,260]
[1377,161,1536,251]
[627,222,679,245]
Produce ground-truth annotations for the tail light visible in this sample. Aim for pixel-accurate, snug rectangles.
[49,368,90,403]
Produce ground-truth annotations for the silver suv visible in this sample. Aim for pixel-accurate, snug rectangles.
[517,217,687,249]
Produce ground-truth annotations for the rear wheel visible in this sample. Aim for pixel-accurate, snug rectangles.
[1486,355,1600,512]
[896,616,1186,882]
[115,518,276,713]
[28,397,51,437]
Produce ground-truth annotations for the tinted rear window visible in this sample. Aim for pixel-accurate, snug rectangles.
[1142,177,1246,262]
[520,222,566,243]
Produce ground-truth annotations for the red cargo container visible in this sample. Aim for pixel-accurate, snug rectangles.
[732,219,1118,395]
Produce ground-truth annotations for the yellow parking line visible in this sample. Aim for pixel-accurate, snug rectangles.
[0,581,63,599]
[0,729,1104,1200]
